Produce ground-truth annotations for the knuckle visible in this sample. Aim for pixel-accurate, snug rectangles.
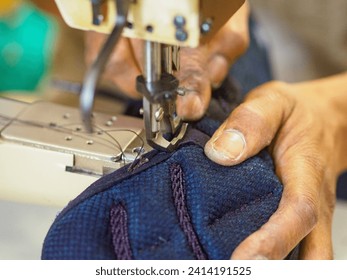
[177,95,206,121]
[234,100,270,129]
[187,101,206,121]
[230,102,273,146]
[301,195,319,226]
[230,28,250,56]
[247,81,289,102]
[292,194,319,231]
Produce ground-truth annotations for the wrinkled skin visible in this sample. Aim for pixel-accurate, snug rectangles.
[85,1,347,259]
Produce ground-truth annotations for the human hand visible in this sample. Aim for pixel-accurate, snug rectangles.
[84,2,250,120]
[204,74,347,259]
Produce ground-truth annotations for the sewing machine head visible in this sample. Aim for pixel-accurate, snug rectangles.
[55,0,245,151]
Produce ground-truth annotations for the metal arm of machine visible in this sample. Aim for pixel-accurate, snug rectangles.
[80,0,130,133]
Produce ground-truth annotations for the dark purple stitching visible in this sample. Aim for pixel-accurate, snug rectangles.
[109,203,133,260]
[170,163,207,260]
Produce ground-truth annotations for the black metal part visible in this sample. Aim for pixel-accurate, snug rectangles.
[81,0,131,133]
[136,73,179,104]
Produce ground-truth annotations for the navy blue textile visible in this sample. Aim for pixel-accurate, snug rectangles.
[337,173,347,200]
[42,119,285,260]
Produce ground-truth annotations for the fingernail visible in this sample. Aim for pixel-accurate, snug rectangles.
[209,129,246,161]
[211,82,222,89]
[230,254,269,260]
[252,255,269,260]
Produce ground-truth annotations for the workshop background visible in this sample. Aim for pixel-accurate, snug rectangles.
[1,0,347,259]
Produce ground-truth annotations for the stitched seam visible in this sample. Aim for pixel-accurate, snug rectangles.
[56,129,208,221]
[109,203,133,260]
[170,163,207,260]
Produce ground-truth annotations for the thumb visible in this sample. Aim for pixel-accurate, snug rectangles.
[204,82,294,166]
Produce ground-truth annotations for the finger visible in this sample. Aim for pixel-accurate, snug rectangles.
[208,54,229,89]
[104,37,142,99]
[299,177,335,259]
[207,2,250,86]
[208,1,250,62]
[176,47,211,121]
[85,32,142,99]
[299,217,333,259]
[231,150,322,259]
[204,82,294,166]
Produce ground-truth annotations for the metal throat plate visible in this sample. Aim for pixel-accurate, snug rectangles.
[0,99,151,176]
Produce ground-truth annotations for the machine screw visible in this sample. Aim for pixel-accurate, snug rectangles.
[174,15,186,27]
[177,87,186,96]
[201,18,213,34]
[155,107,164,121]
[126,21,133,29]
[175,29,188,42]
[97,15,104,24]
[146,25,154,33]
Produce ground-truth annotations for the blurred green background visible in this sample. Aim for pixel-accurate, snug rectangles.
[0,0,58,92]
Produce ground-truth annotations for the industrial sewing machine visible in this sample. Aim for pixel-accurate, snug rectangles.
[0,0,244,207]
